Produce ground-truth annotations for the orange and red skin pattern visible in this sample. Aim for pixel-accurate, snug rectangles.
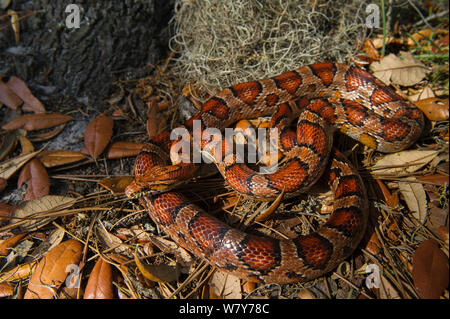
[126,63,423,283]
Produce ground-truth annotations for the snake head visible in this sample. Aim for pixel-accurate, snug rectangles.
[125,164,197,198]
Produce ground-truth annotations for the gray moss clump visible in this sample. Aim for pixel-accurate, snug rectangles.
[169,0,368,97]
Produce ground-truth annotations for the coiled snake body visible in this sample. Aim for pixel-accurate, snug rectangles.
[126,63,424,283]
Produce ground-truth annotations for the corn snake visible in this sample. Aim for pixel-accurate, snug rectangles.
[126,62,423,283]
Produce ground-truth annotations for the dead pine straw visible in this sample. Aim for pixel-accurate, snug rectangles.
[1,0,449,300]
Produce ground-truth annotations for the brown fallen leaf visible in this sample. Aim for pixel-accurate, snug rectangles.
[59,285,83,299]
[208,270,242,299]
[8,10,20,44]
[146,100,167,138]
[98,176,134,194]
[0,282,15,298]
[0,129,27,162]
[6,76,46,113]
[412,239,449,299]
[254,189,284,222]
[0,260,38,282]
[425,206,449,239]
[0,233,27,257]
[17,135,34,154]
[297,288,317,299]
[9,195,76,231]
[96,224,127,254]
[0,149,40,180]
[24,240,83,299]
[399,179,427,224]
[37,150,87,168]
[241,281,256,295]
[370,149,440,177]
[0,178,6,193]
[29,123,67,142]
[364,230,381,256]
[433,34,449,53]
[134,253,180,283]
[408,29,449,45]
[375,179,399,208]
[148,237,193,268]
[1,113,73,131]
[409,85,435,102]
[0,202,15,224]
[83,113,114,160]
[370,51,430,86]
[84,258,114,299]
[414,98,449,121]
[107,254,130,279]
[18,158,49,201]
[363,38,381,61]
[0,80,22,110]
[106,141,147,159]
[417,174,449,186]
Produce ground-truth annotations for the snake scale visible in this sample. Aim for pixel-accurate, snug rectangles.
[126,63,424,283]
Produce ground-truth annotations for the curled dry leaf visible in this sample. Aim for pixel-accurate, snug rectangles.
[96,224,128,253]
[375,179,399,208]
[10,195,76,231]
[0,233,27,257]
[364,230,381,256]
[0,149,40,180]
[18,158,49,201]
[370,149,439,177]
[370,51,430,86]
[134,254,180,283]
[17,135,34,154]
[0,129,27,162]
[412,239,449,299]
[29,123,67,142]
[83,113,114,160]
[398,179,427,223]
[84,258,114,299]
[146,100,167,138]
[24,240,83,299]
[6,76,46,113]
[209,270,242,299]
[106,141,147,159]
[254,188,284,222]
[0,80,22,110]
[37,150,87,168]
[8,9,19,44]
[408,85,435,102]
[414,98,449,121]
[0,260,37,282]
[149,237,193,268]
[1,113,73,131]
[98,176,134,194]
